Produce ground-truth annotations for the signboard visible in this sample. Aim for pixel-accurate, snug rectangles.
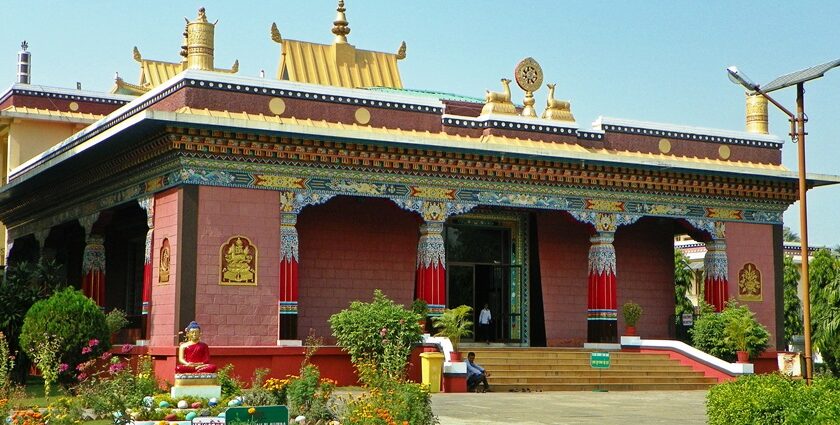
[193,419,225,425]
[224,406,289,425]
[681,313,694,326]
[590,352,610,369]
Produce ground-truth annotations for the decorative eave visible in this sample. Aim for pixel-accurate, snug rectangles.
[595,117,785,149]
[0,83,134,106]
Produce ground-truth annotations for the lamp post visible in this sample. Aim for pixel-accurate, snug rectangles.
[727,60,840,384]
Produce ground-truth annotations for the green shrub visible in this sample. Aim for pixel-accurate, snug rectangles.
[690,301,769,362]
[105,309,129,336]
[329,290,422,379]
[20,288,110,372]
[216,364,243,398]
[621,301,643,327]
[432,305,473,352]
[341,362,435,425]
[707,374,840,424]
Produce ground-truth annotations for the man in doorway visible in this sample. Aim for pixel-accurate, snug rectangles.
[478,303,492,343]
[466,352,491,393]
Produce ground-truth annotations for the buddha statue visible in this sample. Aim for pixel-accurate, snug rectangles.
[222,237,254,282]
[176,321,217,373]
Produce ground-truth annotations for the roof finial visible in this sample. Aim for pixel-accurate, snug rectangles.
[331,0,351,44]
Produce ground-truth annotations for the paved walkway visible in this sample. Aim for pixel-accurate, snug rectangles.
[431,390,708,425]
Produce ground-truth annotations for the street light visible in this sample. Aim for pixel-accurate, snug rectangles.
[727,59,840,384]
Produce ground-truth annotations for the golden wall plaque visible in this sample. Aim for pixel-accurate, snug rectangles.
[738,263,762,301]
[220,236,258,286]
[159,238,171,283]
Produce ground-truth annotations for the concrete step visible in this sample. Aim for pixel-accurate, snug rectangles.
[459,347,715,391]
[482,382,714,392]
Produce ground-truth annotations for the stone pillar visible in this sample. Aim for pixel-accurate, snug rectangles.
[139,197,155,316]
[587,231,617,343]
[416,221,446,317]
[704,223,729,312]
[277,191,334,343]
[278,212,299,340]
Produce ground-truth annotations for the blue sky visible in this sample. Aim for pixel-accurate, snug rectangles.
[2,1,838,246]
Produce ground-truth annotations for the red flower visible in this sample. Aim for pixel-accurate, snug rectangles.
[81,346,92,355]
[121,344,134,354]
[88,339,100,347]
[100,352,113,361]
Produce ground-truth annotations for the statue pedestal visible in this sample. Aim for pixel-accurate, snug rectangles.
[170,373,221,399]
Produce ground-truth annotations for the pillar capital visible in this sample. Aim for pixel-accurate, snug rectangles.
[391,199,476,224]
[569,211,640,233]
[279,191,334,214]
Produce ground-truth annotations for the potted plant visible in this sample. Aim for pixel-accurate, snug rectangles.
[411,299,430,332]
[621,301,643,336]
[725,314,754,363]
[432,305,473,361]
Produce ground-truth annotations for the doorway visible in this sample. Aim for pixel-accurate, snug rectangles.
[445,214,527,345]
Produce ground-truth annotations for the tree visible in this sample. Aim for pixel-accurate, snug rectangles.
[809,249,840,376]
[674,249,695,321]
[782,255,803,346]
[783,226,800,243]
[0,260,66,384]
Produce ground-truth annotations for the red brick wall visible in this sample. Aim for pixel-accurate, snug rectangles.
[536,211,591,346]
[537,213,676,345]
[615,218,677,338]
[194,186,280,346]
[150,188,181,346]
[297,196,420,343]
[725,222,778,347]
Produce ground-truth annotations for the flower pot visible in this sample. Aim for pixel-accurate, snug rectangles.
[625,326,636,336]
[736,350,749,363]
[450,351,462,362]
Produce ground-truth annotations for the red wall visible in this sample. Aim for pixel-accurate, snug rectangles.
[150,188,182,346]
[614,218,677,338]
[537,213,676,345]
[726,222,778,347]
[536,211,591,346]
[194,186,281,346]
[297,196,420,343]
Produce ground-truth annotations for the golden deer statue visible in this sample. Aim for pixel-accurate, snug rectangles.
[481,78,516,115]
[541,83,575,122]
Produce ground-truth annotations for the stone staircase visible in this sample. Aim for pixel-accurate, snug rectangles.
[461,347,717,391]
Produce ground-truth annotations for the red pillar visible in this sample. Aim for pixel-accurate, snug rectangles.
[140,197,154,317]
[704,239,729,312]
[587,231,617,343]
[82,235,106,307]
[416,222,446,316]
[278,212,299,340]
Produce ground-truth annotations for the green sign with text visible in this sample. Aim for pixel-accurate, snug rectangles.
[590,352,611,369]
[224,406,289,425]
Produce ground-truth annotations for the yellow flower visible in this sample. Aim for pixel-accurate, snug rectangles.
[248,407,256,415]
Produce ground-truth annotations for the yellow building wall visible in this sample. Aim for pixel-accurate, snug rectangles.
[7,120,78,174]
[2,120,79,265]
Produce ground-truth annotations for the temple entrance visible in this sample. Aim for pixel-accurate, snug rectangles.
[445,213,527,345]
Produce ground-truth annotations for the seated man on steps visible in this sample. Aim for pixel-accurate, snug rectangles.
[466,352,491,393]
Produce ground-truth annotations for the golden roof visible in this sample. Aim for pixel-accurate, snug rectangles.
[270,1,406,89]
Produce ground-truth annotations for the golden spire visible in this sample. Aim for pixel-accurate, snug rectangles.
[745,94,769,134]
[396,41,406,60]
[186,7,215,70]
[331,0,351,44]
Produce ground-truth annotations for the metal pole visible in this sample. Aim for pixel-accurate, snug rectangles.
[796,82,814,384]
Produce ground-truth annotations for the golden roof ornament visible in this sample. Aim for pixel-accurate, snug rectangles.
[186,7,216,70]
[332,0,351,44]
[132,46,142,63]
[514,57,543,118]
[542,83,575,122]
[396,41,407,60]
[270,22,283,44]
[481,78,516,115]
